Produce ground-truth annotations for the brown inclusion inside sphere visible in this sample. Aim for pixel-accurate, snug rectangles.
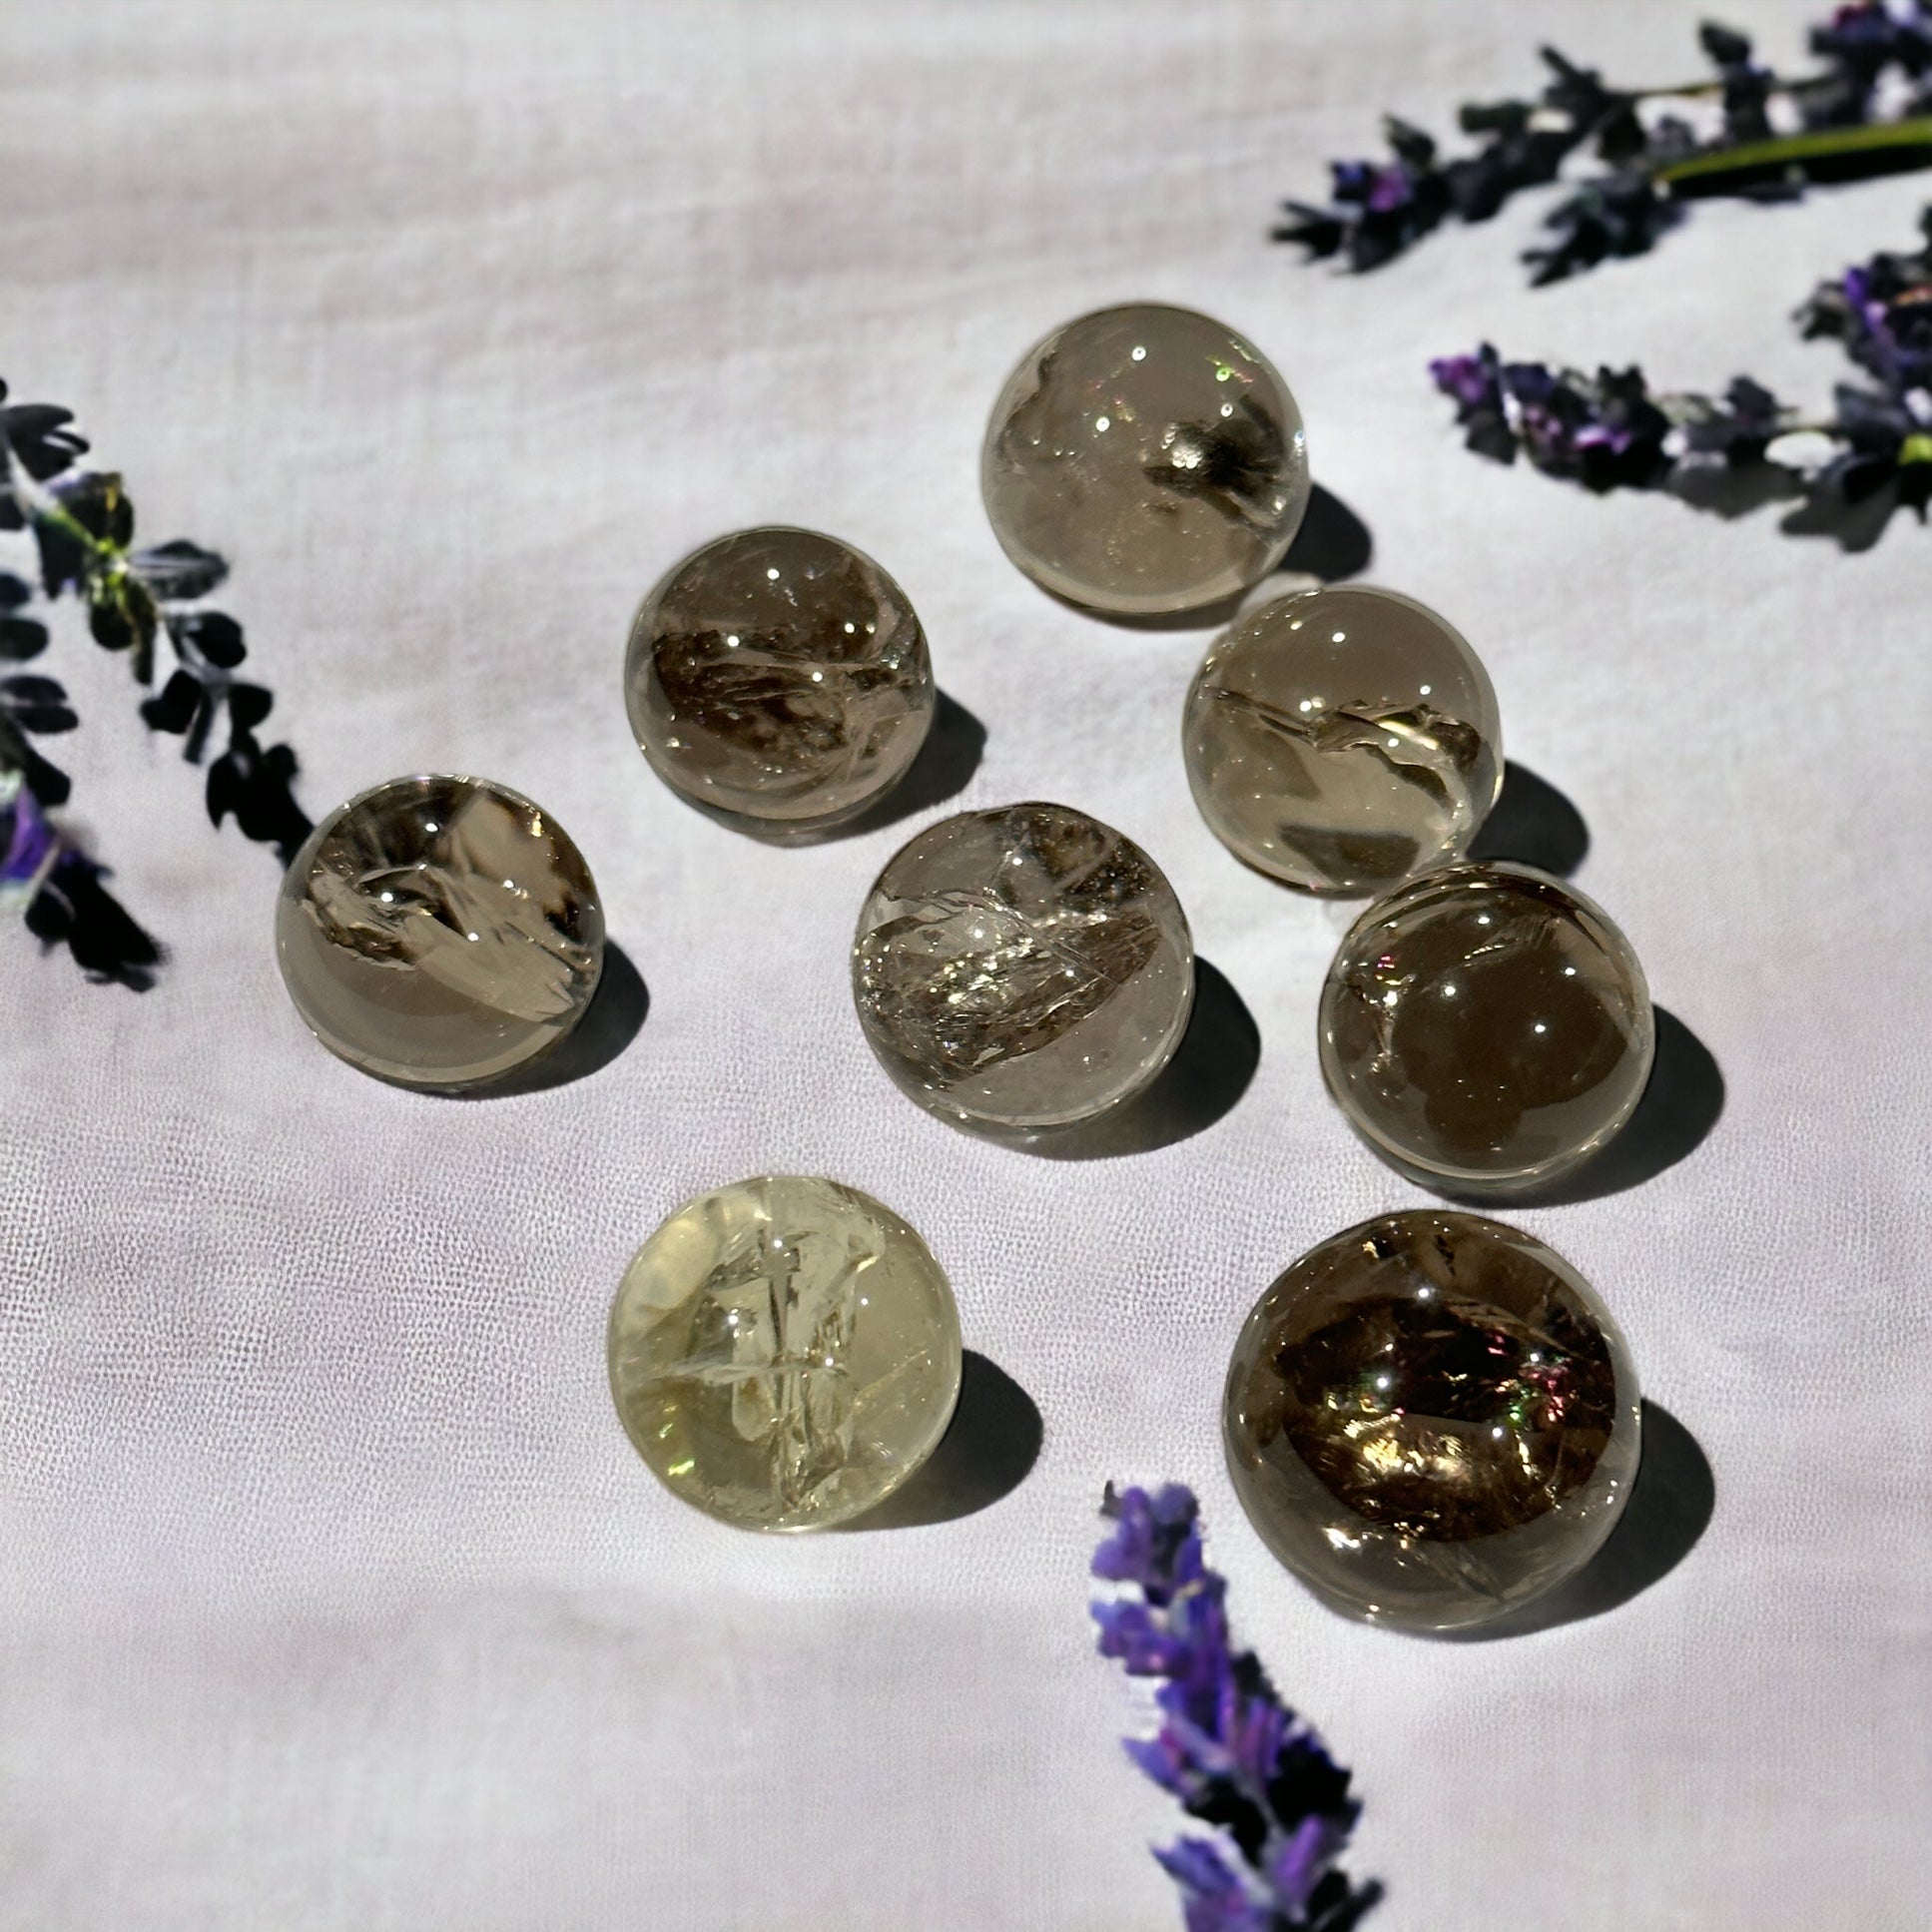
[1224,1210,1639,1631]
[1181,585,1504,898]
[626,527,934,832]
[851,802,1194,1130]
[980,303,1310,618]
[1273,1284,1615,1542]
[276,773,604,1091]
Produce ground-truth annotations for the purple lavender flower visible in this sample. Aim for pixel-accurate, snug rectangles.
[1681,375,1788,465]
[1802,227,1932,394]
[1154,1836,1279,1932]
[1093,1481,1203,1605]
[1428,345,1503,418]
[1433,203,1932,544]
[1427,345,1516,464]
[0,769,57,903]
[1274,120,1452,274]
[1277,10,1932,283]
[1092,1486,1377,1932]
[1700,22,1776,143]
[1,373,310,986]
[1429,351,1671,489]
[1810,1,1932,105]
[1818,380,1932,512]
[0,765,159,983]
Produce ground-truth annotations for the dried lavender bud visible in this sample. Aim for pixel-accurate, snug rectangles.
[1680,376,1787,465]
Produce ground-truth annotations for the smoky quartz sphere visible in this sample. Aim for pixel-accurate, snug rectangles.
[625,526,934,834]
[608,1176,963,1532]
[1320,863,1654,1196]
[1223,1210,1640,1632]
[981,303,1311,617]
[852,802,1194,1129]
[1183,586,1503,896]
[277,774,604,1089]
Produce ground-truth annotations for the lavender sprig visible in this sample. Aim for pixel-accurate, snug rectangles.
[1429,205,1932,544]
[0,378,312,984]
[0,770,58,908]
[1278,8,1932,285]
[0,772,160,988]
[1091,1485,1378,1932]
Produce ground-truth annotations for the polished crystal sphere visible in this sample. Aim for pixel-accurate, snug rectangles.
[608,1175,963,1532]
[852,802,1194,1129]
[625,526,935,833]
[981,303,1310,617]
[1319,863,1653,1196]
[1183,585,1503,896]
[1223,1210,1640,1632]
[277,773,604,1089]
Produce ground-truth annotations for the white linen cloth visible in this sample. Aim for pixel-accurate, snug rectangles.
[2,4,1927,1927]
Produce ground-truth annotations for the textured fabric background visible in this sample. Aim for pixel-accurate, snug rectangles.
[3,4,1928,1927]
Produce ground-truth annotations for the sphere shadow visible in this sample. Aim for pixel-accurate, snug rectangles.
[829,691,987,840]
[1035,482,1374,633]
[1511,1008,1724,1206]
[1467,760,1591,878]
[838,1350,1043,1531]
[453,941,649,1098]
[1278,481,1375,583]
[970,958,1261,1160]
[1435,1400,1714,1641]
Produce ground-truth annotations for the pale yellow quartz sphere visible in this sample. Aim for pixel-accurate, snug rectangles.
[1183,585,1503,897]
[276,773,604,1090]
[608,1176,963,1532]
[981,303,1310,617]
